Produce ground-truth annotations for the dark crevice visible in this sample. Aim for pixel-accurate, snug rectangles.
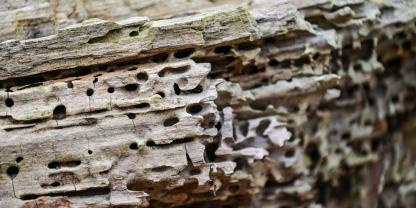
[204,140,219,162]
[214,45,232,54]
[256,119,271,136]
[151,53,169,63]
[4,125,35,132]
[20,187,111,200]
[173,83,181,95]
[134,103,150,109]
[146,137,193,147]
[127,113,136,119]
[47,160,81,169]
[174,48,195,58]
[158,65,189,77]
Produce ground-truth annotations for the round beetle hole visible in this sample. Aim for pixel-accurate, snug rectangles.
[107,87,115,93]
[127,113,136,119]
[5,98,14,107]
[16,157,23,163]
[86,88,94,96]
[129,31,139,37]
[7,166,19,179]
[136,72,148,81]
[129,142,138,150]
[53,105,66,120]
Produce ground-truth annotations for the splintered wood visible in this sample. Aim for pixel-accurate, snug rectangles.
[1,0,416,208]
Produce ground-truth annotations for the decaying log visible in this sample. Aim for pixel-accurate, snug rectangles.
[1,0,416,208]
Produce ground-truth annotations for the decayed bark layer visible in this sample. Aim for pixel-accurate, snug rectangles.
[1,0,416,208]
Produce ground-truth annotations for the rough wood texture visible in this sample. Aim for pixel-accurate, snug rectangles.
[1,0,416,208]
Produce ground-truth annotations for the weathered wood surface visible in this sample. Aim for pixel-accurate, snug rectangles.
[0,2,312,81]
[1,0,416,208]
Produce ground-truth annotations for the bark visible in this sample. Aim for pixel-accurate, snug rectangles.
[0,0,416,208]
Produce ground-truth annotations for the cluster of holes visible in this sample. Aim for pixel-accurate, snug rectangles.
[3,54,203,126]
[0,44,193,90]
